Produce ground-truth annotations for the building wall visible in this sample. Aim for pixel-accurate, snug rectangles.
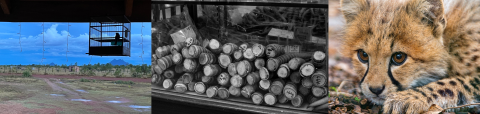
[69,66,80,72]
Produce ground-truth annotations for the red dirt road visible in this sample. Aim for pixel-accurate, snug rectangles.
[0,73,150,83]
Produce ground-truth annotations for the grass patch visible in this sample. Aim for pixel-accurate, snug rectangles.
[0,85,23,101]
[79,78,96,83]
[113,80,135,85]
[22,71,32,77]
[80,78,93,82]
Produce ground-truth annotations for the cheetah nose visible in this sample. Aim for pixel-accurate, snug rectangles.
[369,85,385,96]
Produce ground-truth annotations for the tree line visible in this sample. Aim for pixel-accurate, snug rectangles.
[1,63,151,78]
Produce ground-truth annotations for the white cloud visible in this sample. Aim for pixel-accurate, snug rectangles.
[0,24,89,53]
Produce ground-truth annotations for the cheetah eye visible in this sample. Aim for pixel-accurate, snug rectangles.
[357,50,369,63]
[391,52,407,65]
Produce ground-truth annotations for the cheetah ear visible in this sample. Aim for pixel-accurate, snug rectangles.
[408,0,446,37]
[340,0,370,23]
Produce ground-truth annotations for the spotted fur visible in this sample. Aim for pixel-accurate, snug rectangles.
[340,0,480,113]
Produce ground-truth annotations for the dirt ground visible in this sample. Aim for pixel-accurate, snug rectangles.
[0,74,151,114]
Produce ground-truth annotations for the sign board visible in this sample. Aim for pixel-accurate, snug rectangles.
[284,45,301,53]
[294,27,312,41]
[267,28,294,39]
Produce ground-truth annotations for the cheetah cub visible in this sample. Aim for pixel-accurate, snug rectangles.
[340,0,480,113]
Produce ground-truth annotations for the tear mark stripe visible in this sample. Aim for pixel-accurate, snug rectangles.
[388,63,402,91]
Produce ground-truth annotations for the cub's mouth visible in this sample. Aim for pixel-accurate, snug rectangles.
[368,96,386,105]
[360,82,391,105]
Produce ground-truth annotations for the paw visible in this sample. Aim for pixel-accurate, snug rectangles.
[383,90,430,114]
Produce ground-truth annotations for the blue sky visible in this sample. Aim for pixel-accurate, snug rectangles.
[0,22,151,66]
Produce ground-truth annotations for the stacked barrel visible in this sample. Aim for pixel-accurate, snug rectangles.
[152,38,328,108]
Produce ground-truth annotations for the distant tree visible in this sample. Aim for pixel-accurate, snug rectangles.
[141,64,148,75]
[130,68,135,76]
[27,66,32,72]
[114,69,122,78]
[93,64,99,71]
[147,65,151,73]
[114,65,121,69]
[100,64,108,72]
[61,64,67,72]
[106,63,113,69]
[87,65,93,70]
[135,65,143,76]
[75,62,78,66]
[106,63,114,73]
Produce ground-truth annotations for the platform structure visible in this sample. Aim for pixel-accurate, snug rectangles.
[88,16,131,56]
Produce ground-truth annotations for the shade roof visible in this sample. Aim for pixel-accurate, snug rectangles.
[0,0,150,22]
